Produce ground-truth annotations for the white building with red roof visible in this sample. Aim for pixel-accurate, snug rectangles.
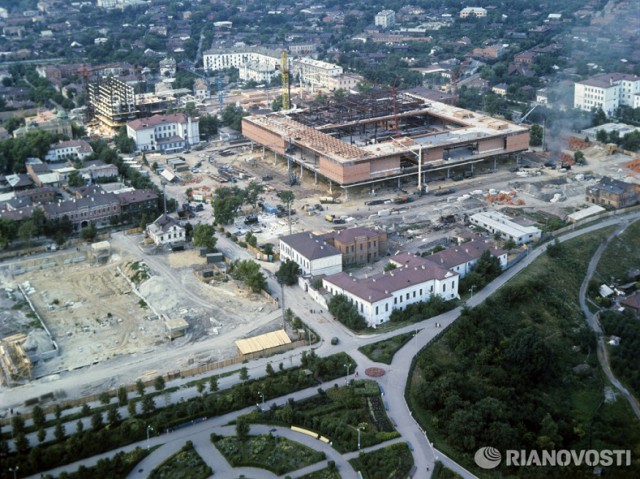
[126,113,199,153]
[323,256,459,327]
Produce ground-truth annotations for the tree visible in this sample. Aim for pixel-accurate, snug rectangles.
[529,124,543,147]
[184,222,193,241]
[503,238,516,253]
[37,427,46,443]
[99,392,111,405]
[91,411,104,431]
[67,170,87,187]
[107,405,121,424]
[197,382,205,395]
[154,375,165,391]
[328,294,367,330]
[574,151,586,165]
[55,420,66,441]
[81,223,97,242]
[18,219,38,245]
[81,403,91,416]
[236,416,250,440]
[592,107,607,127]
[596,129,608,143]
[76,419,84,434]
[141,395,156,415]
[192,223,217,252]
[0,217,17,249]
[32,405,46,429]
[271,95,283,112]
[266,363,276,377]
[275,259,300,286]
[230,259,266,292]
[117,386,128,406]
[244,182,264,210]
[199,114,219,139]
[114,126,136,154]
[15,432,30,453]
[239,367,249,381]
[127,399,137,417]
[221,104,247,131]
[209,376,219,392]
[212,186,245,225]
[136,379,145,396]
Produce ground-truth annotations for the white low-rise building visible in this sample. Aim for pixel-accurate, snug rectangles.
[460,7,487,18]
[292,57,343,89]
[126,113,199,153]
[203,48,280,73]
[470,211,541,244]
[146,213,185,246]
[279,232,342,276]
[45,140,93,162]
[323,258,458,327]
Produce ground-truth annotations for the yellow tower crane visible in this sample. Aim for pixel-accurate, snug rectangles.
[281,50,290,111]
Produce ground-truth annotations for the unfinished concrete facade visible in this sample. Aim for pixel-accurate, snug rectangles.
[241,88,530,196]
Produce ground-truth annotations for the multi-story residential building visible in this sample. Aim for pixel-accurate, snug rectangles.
[469,211,541,244]
[326,73,363,92]
[460,7,487,18]
[45,140,93,163]
[322,227,387,266]
[586,177,640,208]
[88,77,137,131]
[126,113,200,153]
[279,232,342,276]
[203,48,280,73]
[574,73,640,116]
[292,58,343,89]
[323,255,458,327]
[42,186,121,230]
[375,10,396,28]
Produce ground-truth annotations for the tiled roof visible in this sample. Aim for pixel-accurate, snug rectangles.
[322,226,382,244]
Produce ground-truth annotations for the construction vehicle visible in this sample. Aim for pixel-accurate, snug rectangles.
[434,188,456,197]
[325,214,336,222]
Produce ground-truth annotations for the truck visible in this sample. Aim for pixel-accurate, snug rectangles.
[434,188,456,197]
[324,214,336,222]
[393,195,413,204]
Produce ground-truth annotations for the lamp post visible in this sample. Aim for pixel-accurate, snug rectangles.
[414,328,419,349]
[356,423,367,450]
[9,466,19,479]
[146,425,153,450]
[469,285,476,299]
[344,362,351,384]
[257,391,265,410]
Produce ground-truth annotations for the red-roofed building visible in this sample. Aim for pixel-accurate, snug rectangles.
[322,227,387,266]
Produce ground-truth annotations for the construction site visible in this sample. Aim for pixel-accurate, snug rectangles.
[241,88,530,198]
[0,236,280,389]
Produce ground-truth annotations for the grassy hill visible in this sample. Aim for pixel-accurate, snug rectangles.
[407,227,640,478]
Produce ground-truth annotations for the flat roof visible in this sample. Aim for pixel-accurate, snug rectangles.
[235,329,291,355]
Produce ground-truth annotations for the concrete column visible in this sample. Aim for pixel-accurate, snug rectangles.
[300,163,303,179]
[274,151,277,166]
[344,187,349,201]
[314,170,317,185]
[397,177,401,189]
[447,167,451,178]
[329,180,332,194]
[493,158,497,170]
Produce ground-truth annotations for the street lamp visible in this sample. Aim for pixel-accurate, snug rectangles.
[146,425,153,450]
[414,328,419,349]
[257,391,265,410]
[344,363,351,384]
[356,423,367,450]
[469,285,476,299]
[9,466,19,479]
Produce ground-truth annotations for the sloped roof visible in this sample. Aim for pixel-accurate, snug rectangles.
[127,113,188,131]
[280,232,341,261]
[235,329,291,355]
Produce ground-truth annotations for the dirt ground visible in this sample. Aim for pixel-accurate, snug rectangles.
[0,238,280,383]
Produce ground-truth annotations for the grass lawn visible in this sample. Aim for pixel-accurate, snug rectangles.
[358,332,416,364]
[348,442,413,479]
[149,441,212,479]
[212,434,325,475]
[432,461,462,478]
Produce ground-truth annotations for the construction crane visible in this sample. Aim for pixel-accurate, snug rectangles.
[517,104,539,124]
[217,71,224,112]
[281,50,290,111]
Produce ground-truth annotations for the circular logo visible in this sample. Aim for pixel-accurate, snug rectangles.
[474,446,502,469]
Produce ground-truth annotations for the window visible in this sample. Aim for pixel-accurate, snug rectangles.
[413,291,416,298]
[376,306,379,315]
[359,244,363,251]
[406,293,409,300]
[394,298,397,304]
[385,303,389,312]
[443,284,446,292]
[420,289,422,295]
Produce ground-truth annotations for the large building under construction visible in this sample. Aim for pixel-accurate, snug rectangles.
[241,88,530,196]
